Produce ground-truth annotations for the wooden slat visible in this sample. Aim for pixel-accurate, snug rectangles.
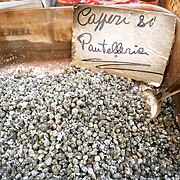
[164,19,180,127]
[0,7,73,67]
[159,0,180,17]
[159,0,180,126]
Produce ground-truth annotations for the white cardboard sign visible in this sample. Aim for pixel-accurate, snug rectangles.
[72,5,176,86]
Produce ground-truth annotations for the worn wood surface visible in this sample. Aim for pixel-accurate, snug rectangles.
[159,0,180,126]
[163,19,180,126]
[0,7,73,68]
[159,0,180,17]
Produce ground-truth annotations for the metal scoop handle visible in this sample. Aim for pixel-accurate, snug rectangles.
[158,78,180,102]
[146,78,180,119]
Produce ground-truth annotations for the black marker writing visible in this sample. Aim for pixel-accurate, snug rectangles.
[77,7,130,31]
[137,15,156,27]
[77,33,92,50]
[81,58,162,76]
[77,33,149,56]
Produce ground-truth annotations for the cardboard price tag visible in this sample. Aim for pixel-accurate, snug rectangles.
[72,5,176,86]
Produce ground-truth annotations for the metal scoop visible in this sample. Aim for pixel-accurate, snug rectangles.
[142,78,180,119]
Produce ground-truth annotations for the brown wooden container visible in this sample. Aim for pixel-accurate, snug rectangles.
[159,0,180,125]
[0,5,179,124]
[0,7,73,73]
[159,0,180,17]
